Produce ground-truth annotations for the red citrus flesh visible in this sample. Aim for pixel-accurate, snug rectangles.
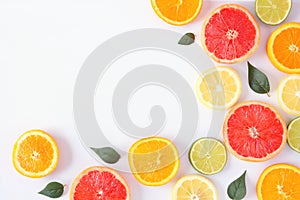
[202,4,260,64]
[70,166,130,200]
[223,101,287,162]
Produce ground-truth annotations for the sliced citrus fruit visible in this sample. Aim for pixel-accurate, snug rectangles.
[70,166,130,200]
[128,137,179,186]
[287,116,300,153]
[223,101,287,162]
[12,129,59,178]
[278,75,300,116]
[196,66,242,109]
[151,0,202,26]
[255,0,292,25]
[189,137,227,175]
[257,163,300,200]
[172,174,218,200]
[201,4,260,64]
[267,22,300,74]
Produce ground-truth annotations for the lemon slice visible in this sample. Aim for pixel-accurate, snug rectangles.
[196,66,242,109]
[278,75,300,116]
[189,138,227,175]
[255,0,291,25]
[172,174,218,200]
[288,117,300,153]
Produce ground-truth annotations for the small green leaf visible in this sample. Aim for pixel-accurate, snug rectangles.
[178,33,195,45]
[227,170,247,200]
[90,147,120,164]
[248,62,270,96]
[38,182,64,198]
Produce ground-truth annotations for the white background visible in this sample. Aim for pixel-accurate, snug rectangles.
[1,0,300,199]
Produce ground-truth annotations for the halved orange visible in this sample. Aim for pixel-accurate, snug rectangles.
[12,129,59,178]
[128,137,180,186]
[267,22,300,74]
[151,0,203,26]
[257,163,300,200]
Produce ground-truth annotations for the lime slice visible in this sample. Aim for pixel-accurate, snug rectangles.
[189,137,227,175]
[288,117,300,153]
[255,0,292,25]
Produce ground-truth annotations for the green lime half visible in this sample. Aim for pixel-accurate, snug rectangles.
[255,0,292,25]
[189,137,227,175]
[288,117,300,153]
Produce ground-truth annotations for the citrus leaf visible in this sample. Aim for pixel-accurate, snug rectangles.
[90,147,120,164]
[178,33,195,45]
[227,170,247,200]
[38,182,64,198]
[248,62,270,96]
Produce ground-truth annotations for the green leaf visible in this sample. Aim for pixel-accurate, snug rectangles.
[248,62,270,96]
[227,170,247,200]
[38,182,64,198]
[178,33,195,45]
[90,147,120,164]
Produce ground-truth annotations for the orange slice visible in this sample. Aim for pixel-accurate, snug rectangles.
[128,137,179,186]
[257,163,300,200]
[12,129,59,178]
[151,0,203,26]
[267,22,300,74]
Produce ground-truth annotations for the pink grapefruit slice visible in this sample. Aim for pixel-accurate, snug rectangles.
[223,101,287,162]
[70,166,130,200]
[201,4,260,64]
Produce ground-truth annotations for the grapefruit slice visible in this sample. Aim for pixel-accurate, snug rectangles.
[223,101,287,162]
[70,166,130,200]
[201,4,260,64]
